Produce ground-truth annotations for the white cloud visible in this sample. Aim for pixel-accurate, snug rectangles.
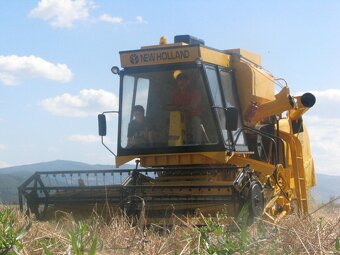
[135,16,146,24]
[296,89,340,101]
[41,89,118,117]
[304,115,340,176]
[68,134,114,145]
[68,134,99,143]
[0,144,6,150]
[29,0,93,28]
[29,1,145,28]
[98,14,146,25]
[308,89,340,100]
[99,14,123,24]
[0,73,16,85]
[0,55,73,85]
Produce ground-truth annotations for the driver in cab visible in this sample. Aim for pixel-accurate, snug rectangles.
[166,71,202,144]
[127,105,150,147]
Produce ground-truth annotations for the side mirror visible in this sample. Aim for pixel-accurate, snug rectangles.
[98,114,107,136]
[225,107,239,131]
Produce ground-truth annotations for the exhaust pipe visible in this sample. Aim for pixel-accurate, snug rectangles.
[289,93,316,120]
[301,93,316,108]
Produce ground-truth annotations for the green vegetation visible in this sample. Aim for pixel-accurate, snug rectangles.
[0,207,31,255]
[43,221,99,255]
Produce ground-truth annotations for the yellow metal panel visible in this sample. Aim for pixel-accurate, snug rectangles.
[229,61,275,120]
[138,151,229,167]
[168,111,185,146]
[296,125,316,188]
[115,155,137,167]
[199,47,230,67]
[224,49,262,66]
[117,151,271,168]
[224,49,275,122]
[228,154,276,176]
[278,118,291,133]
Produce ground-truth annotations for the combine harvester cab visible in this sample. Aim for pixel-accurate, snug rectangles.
[19,35,316,222]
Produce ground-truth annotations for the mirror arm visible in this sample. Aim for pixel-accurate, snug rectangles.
[101,136,116,157]
[100,110,119,157]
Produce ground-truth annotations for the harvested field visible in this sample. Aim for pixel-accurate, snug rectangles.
[1,202,339,254]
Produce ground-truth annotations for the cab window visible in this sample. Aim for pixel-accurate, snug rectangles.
[120,67,219,150]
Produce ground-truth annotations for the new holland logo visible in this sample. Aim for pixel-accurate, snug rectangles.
[130,54,139,64]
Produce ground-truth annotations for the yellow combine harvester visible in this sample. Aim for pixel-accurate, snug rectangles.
[19,35,316,221]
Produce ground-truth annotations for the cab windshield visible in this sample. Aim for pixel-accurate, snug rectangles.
[119,67,219,149]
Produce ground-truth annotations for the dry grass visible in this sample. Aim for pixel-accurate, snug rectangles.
[1,203,339,255]
[254,208,340,254]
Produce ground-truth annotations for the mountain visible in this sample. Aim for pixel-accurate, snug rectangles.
[0,160,339,204]
[0,159,115,174]
[0,173,33,203]
[310,174,340,204]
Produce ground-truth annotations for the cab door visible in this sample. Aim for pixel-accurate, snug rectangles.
[219,69,247,151]
[205,65,247,151]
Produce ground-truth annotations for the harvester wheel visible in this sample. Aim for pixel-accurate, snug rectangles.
[249,181,264,217]
[125,200,139,216]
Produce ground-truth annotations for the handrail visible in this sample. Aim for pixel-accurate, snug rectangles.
[234,126,286,167]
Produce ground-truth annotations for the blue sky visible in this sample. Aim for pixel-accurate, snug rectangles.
[0,0,339,175]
